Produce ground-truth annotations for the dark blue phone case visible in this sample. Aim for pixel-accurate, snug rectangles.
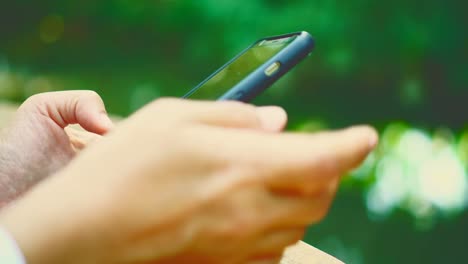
[183,31,315,103]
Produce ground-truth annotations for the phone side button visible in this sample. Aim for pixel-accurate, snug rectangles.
[265,62,281,76]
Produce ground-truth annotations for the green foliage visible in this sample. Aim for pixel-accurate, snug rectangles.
[0,1,467,263]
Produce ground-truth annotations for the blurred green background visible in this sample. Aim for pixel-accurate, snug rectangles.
[0,1,467,263]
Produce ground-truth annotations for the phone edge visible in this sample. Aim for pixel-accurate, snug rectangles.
[183,31,315,101]
[218,31,315,102]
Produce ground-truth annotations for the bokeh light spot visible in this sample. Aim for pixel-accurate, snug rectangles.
[366,155,408,215]
[396,129,432,164]
[365,126,468,220]
[416,147,467,211]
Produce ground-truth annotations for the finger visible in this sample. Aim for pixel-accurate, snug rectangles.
[241,185,337,231]
[30,91,113,134]
[255,106,288,132]
[147,98,287,132]
[250,229,305,256]
[65,126,102,152]
[268,190,338,227]
[248,229,305,264]
[196,125,378,189]
[271,169,341,199]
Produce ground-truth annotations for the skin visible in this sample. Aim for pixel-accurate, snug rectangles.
[0,97,378,264]
[0,91,114,208]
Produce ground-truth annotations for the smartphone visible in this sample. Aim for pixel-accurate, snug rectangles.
[183,31,315,102]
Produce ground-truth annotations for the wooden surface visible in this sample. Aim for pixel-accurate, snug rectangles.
[282,241,343,264]
[0,101,343,264]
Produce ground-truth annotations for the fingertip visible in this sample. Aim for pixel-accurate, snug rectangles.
[344,125,379,149]
[330,125,379,171]
[75,91,113,134]
[368,129,379,150]
[97,113,115,134]
[256,106,288,132]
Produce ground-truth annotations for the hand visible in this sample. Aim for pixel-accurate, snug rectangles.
[0,91,113,207]
[0,99,377,264]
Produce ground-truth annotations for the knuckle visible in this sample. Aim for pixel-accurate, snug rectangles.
[81,90,101,100]
[23,92,47,104]
[19,93,49,111]
[77,91,105,109]
[81,89,98,96]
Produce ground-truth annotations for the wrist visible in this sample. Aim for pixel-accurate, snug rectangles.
[0,121,69,207]
[0,170,108,264]
[0,132,30,206]
[0,180,81,264]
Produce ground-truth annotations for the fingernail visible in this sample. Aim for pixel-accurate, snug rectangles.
[256,106,288,132]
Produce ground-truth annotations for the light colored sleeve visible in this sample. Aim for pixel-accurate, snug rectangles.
[0,226,27,264]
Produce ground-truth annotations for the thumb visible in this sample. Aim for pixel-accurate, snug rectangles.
[25,90,114,135]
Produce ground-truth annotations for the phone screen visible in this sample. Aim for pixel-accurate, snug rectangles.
[186,35,297,100]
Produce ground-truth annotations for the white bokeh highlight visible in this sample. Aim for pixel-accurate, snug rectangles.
[362,127,468,220]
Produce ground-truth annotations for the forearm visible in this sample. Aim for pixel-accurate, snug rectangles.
[0,130,32,207]
[0,121,71,208]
